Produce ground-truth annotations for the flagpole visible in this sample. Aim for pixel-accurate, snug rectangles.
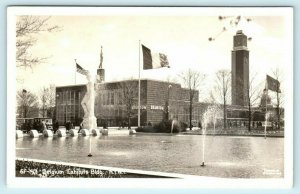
[138,40,141,127]
[264,76,268,139]
[74,59,77,84]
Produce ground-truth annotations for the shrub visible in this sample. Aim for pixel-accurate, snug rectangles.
[136,120,187,133]
[136,126,158,133]
[154,120,187,133]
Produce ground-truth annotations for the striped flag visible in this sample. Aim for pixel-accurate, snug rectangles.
[142,44,170,70]
[266,75,281,93]
[76,62,88,76]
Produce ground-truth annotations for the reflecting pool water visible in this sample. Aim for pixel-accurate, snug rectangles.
[16,134,284,178]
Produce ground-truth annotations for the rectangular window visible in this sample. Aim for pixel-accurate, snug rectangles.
[103,93,106,105]
[107,92,110,105]
[71,91,75,104]
[58,92,61,104]
[64,91,68,104]
[111,92,114,105]
[117,91,121,105]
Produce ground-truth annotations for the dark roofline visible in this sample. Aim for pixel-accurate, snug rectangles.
[56,78,182,89]
[56,84,86,88]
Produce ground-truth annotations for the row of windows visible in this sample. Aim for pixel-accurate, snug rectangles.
[98,90,133,106]
[99,92,115,105]
[56,90,82,124]
[56,104,80,124]
[56,88,201,124]
[56,91,81,105]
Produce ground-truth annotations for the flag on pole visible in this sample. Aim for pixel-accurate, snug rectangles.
[75,61,88,76]
[266,75,280,92]
[142,44,170,70]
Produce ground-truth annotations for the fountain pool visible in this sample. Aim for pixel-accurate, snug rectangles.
[16,134,284,178]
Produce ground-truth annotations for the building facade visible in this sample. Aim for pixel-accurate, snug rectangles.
[55,79,205,127]
[55,31,283,130]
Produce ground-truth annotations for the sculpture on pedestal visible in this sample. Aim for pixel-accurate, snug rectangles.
[75,59,97,130]
[81,71,97,130]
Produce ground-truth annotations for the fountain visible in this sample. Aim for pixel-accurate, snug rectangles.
[170,119,175,134]
[211,106,219,135]
[200,105,221,167]
[213,116,217,135]
[201,111,209,167]
[264,112,270,139]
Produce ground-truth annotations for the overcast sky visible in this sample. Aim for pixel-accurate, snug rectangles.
[13,7,292,102]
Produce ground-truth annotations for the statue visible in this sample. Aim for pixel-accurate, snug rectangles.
[81,71,97,130]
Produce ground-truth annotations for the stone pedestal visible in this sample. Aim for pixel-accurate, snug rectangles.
[29,130,39,138]
[129,129,136,135]
[57,129,66,137]
[16,130,23,138]
[81,129,90,136]
[43,129,53,137]
[101,128,108,136]
[92,128,101,136]
[69,129,79,136]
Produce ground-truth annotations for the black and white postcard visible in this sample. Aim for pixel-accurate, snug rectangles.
[7,7,293,188]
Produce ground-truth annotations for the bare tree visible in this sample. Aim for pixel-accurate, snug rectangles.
[165,75,178,84]
[39,85,56,118]
[272,68,284,130]
[180,69,205,130]
[16,16,60,68]
[17,89,39,118]
[118,80,138,129]
[246,73,264,131]
[208,90,222,113]
[214,69,231,130]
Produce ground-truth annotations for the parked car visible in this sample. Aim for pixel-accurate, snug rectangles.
[17,117,53,133]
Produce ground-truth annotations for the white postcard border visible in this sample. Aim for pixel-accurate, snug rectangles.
[7,6,293,189]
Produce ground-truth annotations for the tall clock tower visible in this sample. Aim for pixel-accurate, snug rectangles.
[231,30,249,106]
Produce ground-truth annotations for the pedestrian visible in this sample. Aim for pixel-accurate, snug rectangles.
[78,122,83,133]
[41,120,47,132]
[45,120,49,130]
[33,120,38,131]
[65,121,70,133]
[103,121,107,129]
[53,121,59,134]
[198,121,202,130]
